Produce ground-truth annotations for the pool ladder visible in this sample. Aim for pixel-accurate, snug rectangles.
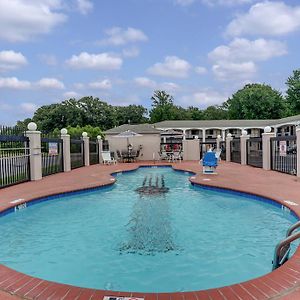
[272,221,300,270]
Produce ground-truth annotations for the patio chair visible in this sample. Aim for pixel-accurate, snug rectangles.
[159,151,168,161]
[101,151,117,165]
[172,151,182,163]
[202,151,218,174]
[116,150,123,162]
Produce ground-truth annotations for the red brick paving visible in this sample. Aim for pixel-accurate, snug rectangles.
[1,161,300,299]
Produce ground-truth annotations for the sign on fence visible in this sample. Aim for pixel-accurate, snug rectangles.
[48,142,58,155]
[279,141,287,157]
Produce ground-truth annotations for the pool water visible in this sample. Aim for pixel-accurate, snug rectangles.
[0,167,297,292]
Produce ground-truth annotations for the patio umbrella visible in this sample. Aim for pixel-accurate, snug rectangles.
[112,130,143,148]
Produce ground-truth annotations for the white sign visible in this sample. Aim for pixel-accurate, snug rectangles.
[104,297,144,300]
[279,141,287,157]
[48,142,58,155]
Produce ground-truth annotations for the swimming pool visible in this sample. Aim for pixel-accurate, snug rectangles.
[0,167,297,293]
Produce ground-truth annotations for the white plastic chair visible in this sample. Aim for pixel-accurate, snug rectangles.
[101,151,117,164]
[172,151,182,162]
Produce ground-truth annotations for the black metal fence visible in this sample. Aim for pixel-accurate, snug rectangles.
[70,139,84,169]
[41,135,63,176]
[89,140,99,165]
[247,138,263,168]
[271,135,297,175]
[230,139,241,163]
[0,126,30,188]
[220,141,226,160]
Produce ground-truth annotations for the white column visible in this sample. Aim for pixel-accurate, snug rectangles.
[216,135,222,151]
[262,126,276,171]
[82,132,90,167]
[26,122,42,181]
[97,135,103,164]
[273,127,278,136]
[222,129,226,141]
[226,133,233,162]
[61,128,71,172]
[183,129,186,140]
[202,129,206,143]
[297,128,300,177]
[240,131,250,166]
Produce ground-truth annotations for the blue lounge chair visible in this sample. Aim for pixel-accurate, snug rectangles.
[202,151,218,174]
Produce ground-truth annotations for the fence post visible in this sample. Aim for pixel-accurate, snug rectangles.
[240,130,250,166]
[226,133,233,162]
[97,135,103,164]
[82,132,90,167]
[26,122,42,181]
[61,128,71,172]
[262,126,276,171]
[216,135,222,151]
[297,127,300,177]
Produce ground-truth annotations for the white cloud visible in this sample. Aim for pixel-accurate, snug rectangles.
[0,50,27,72]
[212,61,257,81]
[38,54,57,66]
[89,79,112,90]
[0,0,67,42]
[209,38,287,62]
[134,77,180,92]
[63,91,80,98]
[122,47,140,58]
[134,77,156,88]
[66,52,122,70]
[36,77,65,89]
[76,0,93,15]
[209,38,287,81]
[180,89,228,107]
[148,56,191,78]
[0,77,31,89]
[226,1,300,37]
[195,66,207,75]
[99,27,148,46]
[20,102,38,113]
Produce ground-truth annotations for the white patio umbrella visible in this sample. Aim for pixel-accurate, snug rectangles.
[112,130,143,148]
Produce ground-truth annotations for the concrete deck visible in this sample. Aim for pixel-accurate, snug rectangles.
[1,161,300,299]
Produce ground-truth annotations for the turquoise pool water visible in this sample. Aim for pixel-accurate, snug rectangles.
[0,167,297,292]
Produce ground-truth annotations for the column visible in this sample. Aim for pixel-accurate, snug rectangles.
[297,128,300,177]
[216,135,222,151]
[82,132,90,167]
[240,130,250,165]
[97,135,103,164]
[226,133,233,162]
[222,129,226,141]
[26,122,42,181]
[60,128,71,172]
[202,129,206,143]
[262,126,276,170]
[182,129,186,140]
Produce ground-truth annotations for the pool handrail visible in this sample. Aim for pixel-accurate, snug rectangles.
[273,230,300,270]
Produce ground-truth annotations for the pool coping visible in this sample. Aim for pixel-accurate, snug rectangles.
[1,162,300,300]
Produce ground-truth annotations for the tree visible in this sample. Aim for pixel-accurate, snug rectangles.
[186,106,204,120]
[149,90,176,123]
[202,106,228,120]
[223,83,287,119]
[53,125,104,139]
[115,105,148,125]
[286,69,300,115]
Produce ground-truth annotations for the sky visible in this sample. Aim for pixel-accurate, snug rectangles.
[0,0,300,125]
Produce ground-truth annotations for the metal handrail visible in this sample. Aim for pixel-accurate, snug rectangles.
[286,220,300,237]
[272,231,300,270]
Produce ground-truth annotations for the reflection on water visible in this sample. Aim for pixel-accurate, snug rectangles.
[120,174,177,255]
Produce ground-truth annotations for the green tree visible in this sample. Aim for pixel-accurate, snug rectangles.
[115,105,148,125]
[202,106,228,120]
[224,83,287,119]
[186,106,204,120]
[53,125,104,139]
[149,90,176,123]
[286,69,300,115]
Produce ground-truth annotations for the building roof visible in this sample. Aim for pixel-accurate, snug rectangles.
[105,123,161,135]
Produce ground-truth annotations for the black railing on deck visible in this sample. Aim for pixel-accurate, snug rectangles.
[230,139,241,163]
[247,137,263,168]
[271,135,297,175]
[89,140,99,165]
[70,139,84,169]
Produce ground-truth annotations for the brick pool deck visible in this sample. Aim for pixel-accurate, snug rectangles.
[1,161,300,299]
